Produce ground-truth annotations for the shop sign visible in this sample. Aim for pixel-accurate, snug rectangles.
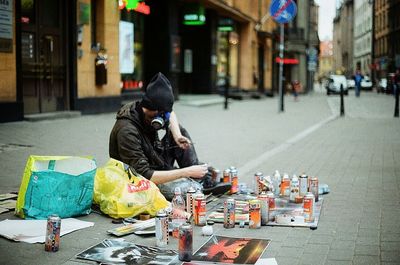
[275,57,298,64]
[218,18,233,32]
[183,3,205,26]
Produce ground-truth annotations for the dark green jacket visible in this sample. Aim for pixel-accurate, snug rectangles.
[109,102,167,179]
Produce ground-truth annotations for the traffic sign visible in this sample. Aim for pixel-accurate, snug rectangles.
[270,0,297,24]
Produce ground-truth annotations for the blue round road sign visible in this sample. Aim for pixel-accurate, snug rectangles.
[270,0,297,24]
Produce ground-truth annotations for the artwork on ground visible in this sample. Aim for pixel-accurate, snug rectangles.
[192,235,270,264]
[76,239,178,265]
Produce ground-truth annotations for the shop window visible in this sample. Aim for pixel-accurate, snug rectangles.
[120,8,144,91]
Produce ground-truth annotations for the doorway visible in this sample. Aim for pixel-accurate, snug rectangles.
[19,0,68,114]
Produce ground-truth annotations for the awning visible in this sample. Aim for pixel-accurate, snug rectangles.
[203,0,255,23]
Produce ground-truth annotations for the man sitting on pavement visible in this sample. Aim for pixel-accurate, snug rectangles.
[109,72,230,200]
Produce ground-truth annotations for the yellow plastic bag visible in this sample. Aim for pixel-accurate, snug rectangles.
[93,159,168,219]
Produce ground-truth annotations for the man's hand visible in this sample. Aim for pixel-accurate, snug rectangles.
[185,164,208,179]
[175,135,191,150]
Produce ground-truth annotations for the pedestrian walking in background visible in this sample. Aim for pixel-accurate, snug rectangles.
[394,68,400,97]
[109,72,230,200]
[292,80,301,101]
[353,69,363,97]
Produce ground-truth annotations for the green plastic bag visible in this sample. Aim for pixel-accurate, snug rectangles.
[15,155,97,219]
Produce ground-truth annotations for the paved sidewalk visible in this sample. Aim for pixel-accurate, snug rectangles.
[0,91,399,265]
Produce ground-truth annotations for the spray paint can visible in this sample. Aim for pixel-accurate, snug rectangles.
[223,169,231,183]
[289,174,300,202]
[309,177,319,202]
[223,198,236,228]
[258,193,269,226]
[211,168,220,184]
[266,191,275,221]
[280,173,291,196]
[186,186,196,215]
[230,168,239,194]
[248,199,261,229]
[178,223,193,262]
[194,193,206,226]
[45,214,61,252]
[299,174,308,196]
[155,209,169,247]
[254,172,264,196]
[303,192,315,222]
[272,170,281,196]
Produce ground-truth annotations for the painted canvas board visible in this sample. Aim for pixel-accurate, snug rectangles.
[192,235,270,264]
[76,239,178,265]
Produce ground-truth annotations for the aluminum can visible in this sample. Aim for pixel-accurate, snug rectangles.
[303,192,315,222]
[230,168,238,194]
[258,193,269,226]
[266,191,275,221]
[194,193,206,226]
[280,174,290,196]
[155,209,169,247]
[309,177,319,202]
[248,199,261,229]
[211,168,220,183]
[45,214,61,252]
[254,172,264,196]
[223,198,236,228]
[299,174,308,196]
[186,186,196,215]
[178,223,193,262]
[289,175,300,202]
[223,169,231,183]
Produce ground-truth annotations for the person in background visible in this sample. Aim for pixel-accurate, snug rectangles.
[353,69,363,97]
[109,72,230,200]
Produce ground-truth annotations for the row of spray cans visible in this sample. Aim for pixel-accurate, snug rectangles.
[155,185,209,262]
[254,171,319,222]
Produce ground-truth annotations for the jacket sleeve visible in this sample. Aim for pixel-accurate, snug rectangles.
[116,125,154,180]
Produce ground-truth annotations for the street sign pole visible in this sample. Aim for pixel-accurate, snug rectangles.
[278,24,284,112]
[270,0,297,113]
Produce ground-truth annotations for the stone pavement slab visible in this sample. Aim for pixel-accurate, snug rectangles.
[0,91,399,265]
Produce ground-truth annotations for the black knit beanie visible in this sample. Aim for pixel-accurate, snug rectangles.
[141,72,174,112]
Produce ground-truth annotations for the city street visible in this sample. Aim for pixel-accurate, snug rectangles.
[0,89,399,265]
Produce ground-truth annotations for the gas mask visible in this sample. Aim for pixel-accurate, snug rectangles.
[151,111,171,130]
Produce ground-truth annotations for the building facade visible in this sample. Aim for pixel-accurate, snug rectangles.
[333,0,354,77]
[318,40,334,79]
[0,0,276,122]
[373,0,400,78]
[354,0,373,76]
[274,0,319,93]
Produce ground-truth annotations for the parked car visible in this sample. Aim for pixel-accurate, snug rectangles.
[347,79,355,89]
[325,75,348,95]
[361,76,373,90]
[377,78,389,94]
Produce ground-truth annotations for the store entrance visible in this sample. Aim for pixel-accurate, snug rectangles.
[19,0,68,114]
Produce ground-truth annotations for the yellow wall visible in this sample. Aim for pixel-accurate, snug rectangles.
[0,5,16,102]
[77,0,120,98]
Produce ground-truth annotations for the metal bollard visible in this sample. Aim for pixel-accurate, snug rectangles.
[224,76,229,110]
[340,84,345,117]
[395,84,399,117]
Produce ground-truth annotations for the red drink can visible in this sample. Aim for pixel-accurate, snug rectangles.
[45,214,61,252]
